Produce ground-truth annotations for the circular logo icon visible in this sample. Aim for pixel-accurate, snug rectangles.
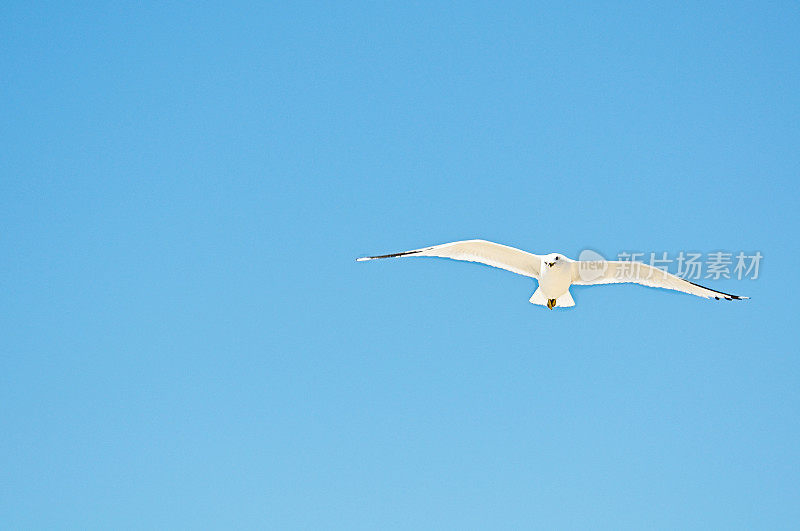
[576,249,608,282]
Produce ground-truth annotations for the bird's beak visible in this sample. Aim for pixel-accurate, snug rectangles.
[547,262,554,268]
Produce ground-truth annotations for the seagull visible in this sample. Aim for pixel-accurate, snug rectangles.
[357,239,748,309]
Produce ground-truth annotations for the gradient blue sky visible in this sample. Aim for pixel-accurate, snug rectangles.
[2,2,799,529]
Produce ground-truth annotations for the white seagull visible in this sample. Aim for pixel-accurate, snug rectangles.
[357,239,747,309]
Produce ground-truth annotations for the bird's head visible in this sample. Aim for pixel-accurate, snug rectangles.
[543,253,568,270]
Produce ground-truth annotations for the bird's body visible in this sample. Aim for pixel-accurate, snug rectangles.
[539,256,573,301]
[357,239,747,310]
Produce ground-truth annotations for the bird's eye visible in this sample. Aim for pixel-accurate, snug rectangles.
[555,256,559,260]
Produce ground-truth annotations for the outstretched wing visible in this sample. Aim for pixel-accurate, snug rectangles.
[357,239,542,279]
[571,261,748,300]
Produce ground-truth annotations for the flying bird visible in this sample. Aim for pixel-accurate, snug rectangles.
[357,239,747,309]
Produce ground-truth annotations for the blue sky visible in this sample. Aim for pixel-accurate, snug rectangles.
[1,2,798,528]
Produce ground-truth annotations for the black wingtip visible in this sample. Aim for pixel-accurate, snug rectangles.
[357,249,425,261]
[683,279,747,301]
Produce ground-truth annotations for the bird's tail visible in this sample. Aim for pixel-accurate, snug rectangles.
[529,288,575,308]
